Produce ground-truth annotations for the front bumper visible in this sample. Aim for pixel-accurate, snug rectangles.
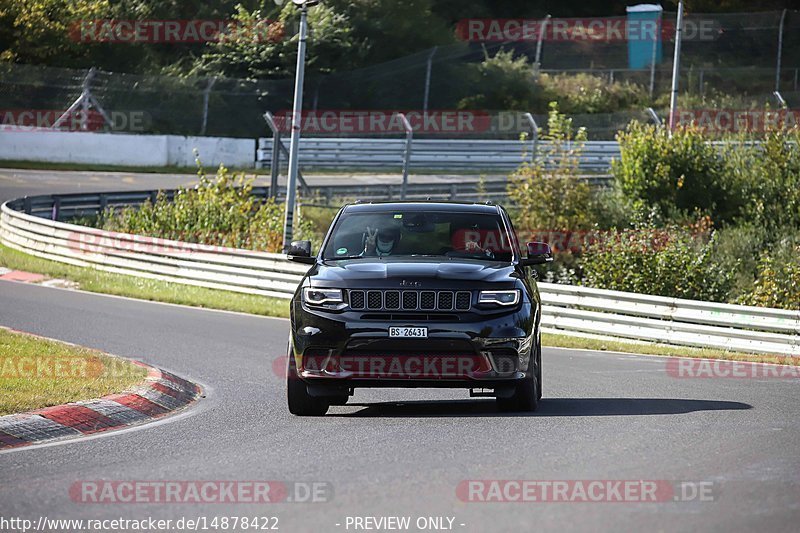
[290,301,536,389]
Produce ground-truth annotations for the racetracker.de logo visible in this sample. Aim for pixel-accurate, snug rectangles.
[273,110,492,135]
[666,359,800,379]
[69,481,332,504]
[70,19,284,44]
[0,356,106,379]
[675,110,800,133]
[456,480,716,503]
[456,17,719,42]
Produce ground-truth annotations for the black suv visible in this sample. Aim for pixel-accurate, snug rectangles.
[285,201,552,415]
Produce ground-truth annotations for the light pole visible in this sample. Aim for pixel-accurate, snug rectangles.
[283,0,318,252]
[668,1,684,132]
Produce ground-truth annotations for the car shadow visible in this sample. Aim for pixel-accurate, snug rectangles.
[330,397,752,418]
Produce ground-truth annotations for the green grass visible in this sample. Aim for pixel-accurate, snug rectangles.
[0,244,290,318]
[0,328,148,415]
[543,333,799,366]
[1,243,795,367]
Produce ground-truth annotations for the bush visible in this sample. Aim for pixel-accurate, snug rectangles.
[724,127,800,231]
[539,73,648,115]
[738,241,800,310]
[457,50,542,111]
[612,122,747,225]
[100,166,285,252]
[581,218,734,302]
[508,103,594,232]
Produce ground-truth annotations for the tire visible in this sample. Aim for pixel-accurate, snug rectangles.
[286,344,329,416]
[496,347,540,412]
[535,341,542,401]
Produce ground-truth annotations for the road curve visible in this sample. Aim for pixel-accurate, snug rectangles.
[1,280,798,532]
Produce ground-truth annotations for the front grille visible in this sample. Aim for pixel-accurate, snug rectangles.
[367,290,382,310]
[349,290,471,312]
[350,291,365,309]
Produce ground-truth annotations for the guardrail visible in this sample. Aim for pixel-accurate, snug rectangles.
[2,196,798,356]
[257,138,621,173]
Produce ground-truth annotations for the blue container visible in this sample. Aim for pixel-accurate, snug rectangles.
[627,4,663,70]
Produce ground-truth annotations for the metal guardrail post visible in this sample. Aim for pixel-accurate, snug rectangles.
[398,113,414,200]
[523,113,539,162]
[263,112,309,196]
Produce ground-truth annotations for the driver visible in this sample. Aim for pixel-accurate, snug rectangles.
[363,224,401,256]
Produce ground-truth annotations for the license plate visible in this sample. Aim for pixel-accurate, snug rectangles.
[389,327,428,338]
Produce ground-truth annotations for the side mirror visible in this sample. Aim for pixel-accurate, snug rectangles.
[521,242,553,266]
[287,240,316,264]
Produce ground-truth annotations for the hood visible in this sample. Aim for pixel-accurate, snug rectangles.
[308,257,518,286]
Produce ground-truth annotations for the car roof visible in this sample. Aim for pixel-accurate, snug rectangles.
[342,201,501,215]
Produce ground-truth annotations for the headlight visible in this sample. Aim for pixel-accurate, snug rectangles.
[303,288,345,309]
[478,289,520,306]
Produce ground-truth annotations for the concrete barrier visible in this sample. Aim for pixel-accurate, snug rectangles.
[0,127,255,168]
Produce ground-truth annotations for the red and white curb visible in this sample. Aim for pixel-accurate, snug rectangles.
[0,362,202,450]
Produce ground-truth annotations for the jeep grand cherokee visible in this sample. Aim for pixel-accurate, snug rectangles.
[284,201,552,416]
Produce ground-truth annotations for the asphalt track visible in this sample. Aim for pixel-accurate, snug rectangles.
[1,169,799,532]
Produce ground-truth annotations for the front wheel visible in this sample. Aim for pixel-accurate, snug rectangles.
[286,345,329,416]
[497,344,540,413]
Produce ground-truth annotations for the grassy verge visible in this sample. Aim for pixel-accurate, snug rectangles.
[1,243,795,367]
[0,244,290,318]
[543,333,798,366]
[0,328,148,415]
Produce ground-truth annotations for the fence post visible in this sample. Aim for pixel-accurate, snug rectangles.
[52,67,112,131]
[200,77,217,136]
[776,9,788,92]
[422,46,438,115]
[534,15,551,69]
[263,112,309,196]
[523,113,539,162]
[398,113,414,200]
[646,107,663,126]
[263,112,282,198]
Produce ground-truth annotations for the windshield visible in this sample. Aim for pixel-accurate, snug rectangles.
[322,210,513,262]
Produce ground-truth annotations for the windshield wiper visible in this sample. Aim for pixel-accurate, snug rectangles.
[325,255,367,261]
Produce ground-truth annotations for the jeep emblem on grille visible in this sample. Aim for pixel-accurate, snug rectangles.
[400,280,422,287]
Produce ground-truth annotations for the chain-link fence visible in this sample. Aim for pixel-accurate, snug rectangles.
[1,10,797,141]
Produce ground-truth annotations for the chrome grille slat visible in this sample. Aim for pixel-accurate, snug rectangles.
[350,290,470,312]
